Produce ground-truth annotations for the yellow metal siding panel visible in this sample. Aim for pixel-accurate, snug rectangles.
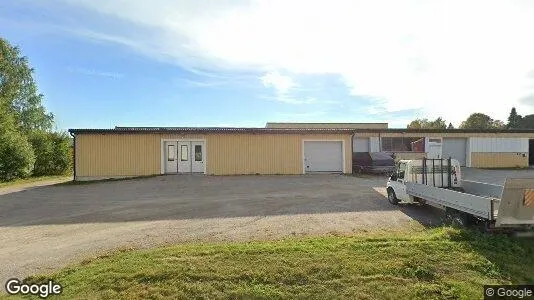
[76,134,161,177]
[206,133,352,175]
[75,133,352,177]
[470,152,528,168]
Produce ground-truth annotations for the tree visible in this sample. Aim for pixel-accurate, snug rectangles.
[0,129,35,180]
[29,131,72,176]
[447,123,454,129]
[507,107,522,129]
[407,117,447,129]
[459,113,505,129]
[519,114,534,129]
[0,37,71,181]
[1,38,53,132]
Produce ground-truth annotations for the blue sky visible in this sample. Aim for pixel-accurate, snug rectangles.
[1,0,534,131]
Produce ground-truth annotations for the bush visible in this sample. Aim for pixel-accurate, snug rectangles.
[0,129,35,181]
[29,131,72,176]
[50,131,72,175]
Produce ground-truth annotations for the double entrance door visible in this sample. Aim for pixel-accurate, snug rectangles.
[164,141,205,173]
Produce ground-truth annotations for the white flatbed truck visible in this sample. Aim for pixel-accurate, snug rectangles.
[386,158,534,230]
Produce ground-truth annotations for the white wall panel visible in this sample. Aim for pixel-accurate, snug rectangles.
[353,138,370,152]
[370,137,380,152]
[469,138,528,153]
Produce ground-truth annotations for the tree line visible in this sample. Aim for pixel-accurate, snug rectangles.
[407,109,534,130]
[1,38,71,181]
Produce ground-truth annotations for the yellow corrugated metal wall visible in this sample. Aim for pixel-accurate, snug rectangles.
[470,153,528,168]
[75,133,352,178]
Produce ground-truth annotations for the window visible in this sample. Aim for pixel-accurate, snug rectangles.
[195,145,202,161]
[167,145,175,161]
[428,138,441,144]
[381,137,425,152]
[181,145,189,161]
[398,163,406,179]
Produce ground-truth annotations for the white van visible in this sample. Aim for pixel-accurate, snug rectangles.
[386,159,462,205]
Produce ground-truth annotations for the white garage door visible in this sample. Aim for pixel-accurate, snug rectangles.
[304,141,343,172]
[442,138,467,166]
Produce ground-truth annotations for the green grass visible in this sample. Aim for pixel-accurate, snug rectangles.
[10,227,534,299]
[0,175,71,188]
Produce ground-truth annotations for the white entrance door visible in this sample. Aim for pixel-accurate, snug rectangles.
[191,141,205,173]
[427,138,442,159]
[304,141,344,172]
[177,141,192,173]
[177,141,206,173]
[164,141,177,173]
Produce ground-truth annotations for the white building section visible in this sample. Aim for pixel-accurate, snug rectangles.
[353,138,370,152]
[370,137,380,152]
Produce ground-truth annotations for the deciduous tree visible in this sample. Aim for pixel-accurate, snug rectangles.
[459,113,505,129]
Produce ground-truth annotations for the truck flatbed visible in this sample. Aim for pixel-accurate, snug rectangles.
[406,178,534,228]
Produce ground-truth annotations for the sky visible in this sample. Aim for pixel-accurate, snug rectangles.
[1,0,534,130]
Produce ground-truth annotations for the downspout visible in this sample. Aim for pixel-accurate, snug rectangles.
[351,131,355,173]
[69,131,76,181]
[378,132,381,152]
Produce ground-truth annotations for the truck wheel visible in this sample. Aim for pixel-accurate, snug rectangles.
[387,188,399,205]
[446,208,470,227]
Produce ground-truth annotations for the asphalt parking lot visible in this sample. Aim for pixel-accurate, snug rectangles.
[462,167,534,185]
[0,174,440,283]
[0,168,532,284]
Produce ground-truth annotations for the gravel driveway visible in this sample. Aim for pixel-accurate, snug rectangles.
[0,174,441,283]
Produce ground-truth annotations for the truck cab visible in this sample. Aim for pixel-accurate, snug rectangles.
[387,158,461,204]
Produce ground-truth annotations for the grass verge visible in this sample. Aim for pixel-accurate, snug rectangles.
[0,175,71,189]
[11,227,534,299]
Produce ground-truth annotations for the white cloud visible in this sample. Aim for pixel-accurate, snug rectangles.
[261,71,297,94]
[57,0,534,123]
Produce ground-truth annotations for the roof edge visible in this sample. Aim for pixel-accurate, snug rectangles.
[68,127,534,134]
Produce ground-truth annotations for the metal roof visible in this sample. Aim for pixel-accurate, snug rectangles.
[68,127,356,134]
[351,128,534,133]
[68,126,534,134]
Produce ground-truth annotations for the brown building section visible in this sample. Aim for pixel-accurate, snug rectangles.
[74,131,353,180]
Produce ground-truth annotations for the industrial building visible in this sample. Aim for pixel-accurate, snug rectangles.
[68,124,534,181]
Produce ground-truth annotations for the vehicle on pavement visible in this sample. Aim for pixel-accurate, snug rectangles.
[386,158,534,231]
[353,152,395,174]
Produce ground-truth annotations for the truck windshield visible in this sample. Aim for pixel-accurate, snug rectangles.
[398,163,406,179]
